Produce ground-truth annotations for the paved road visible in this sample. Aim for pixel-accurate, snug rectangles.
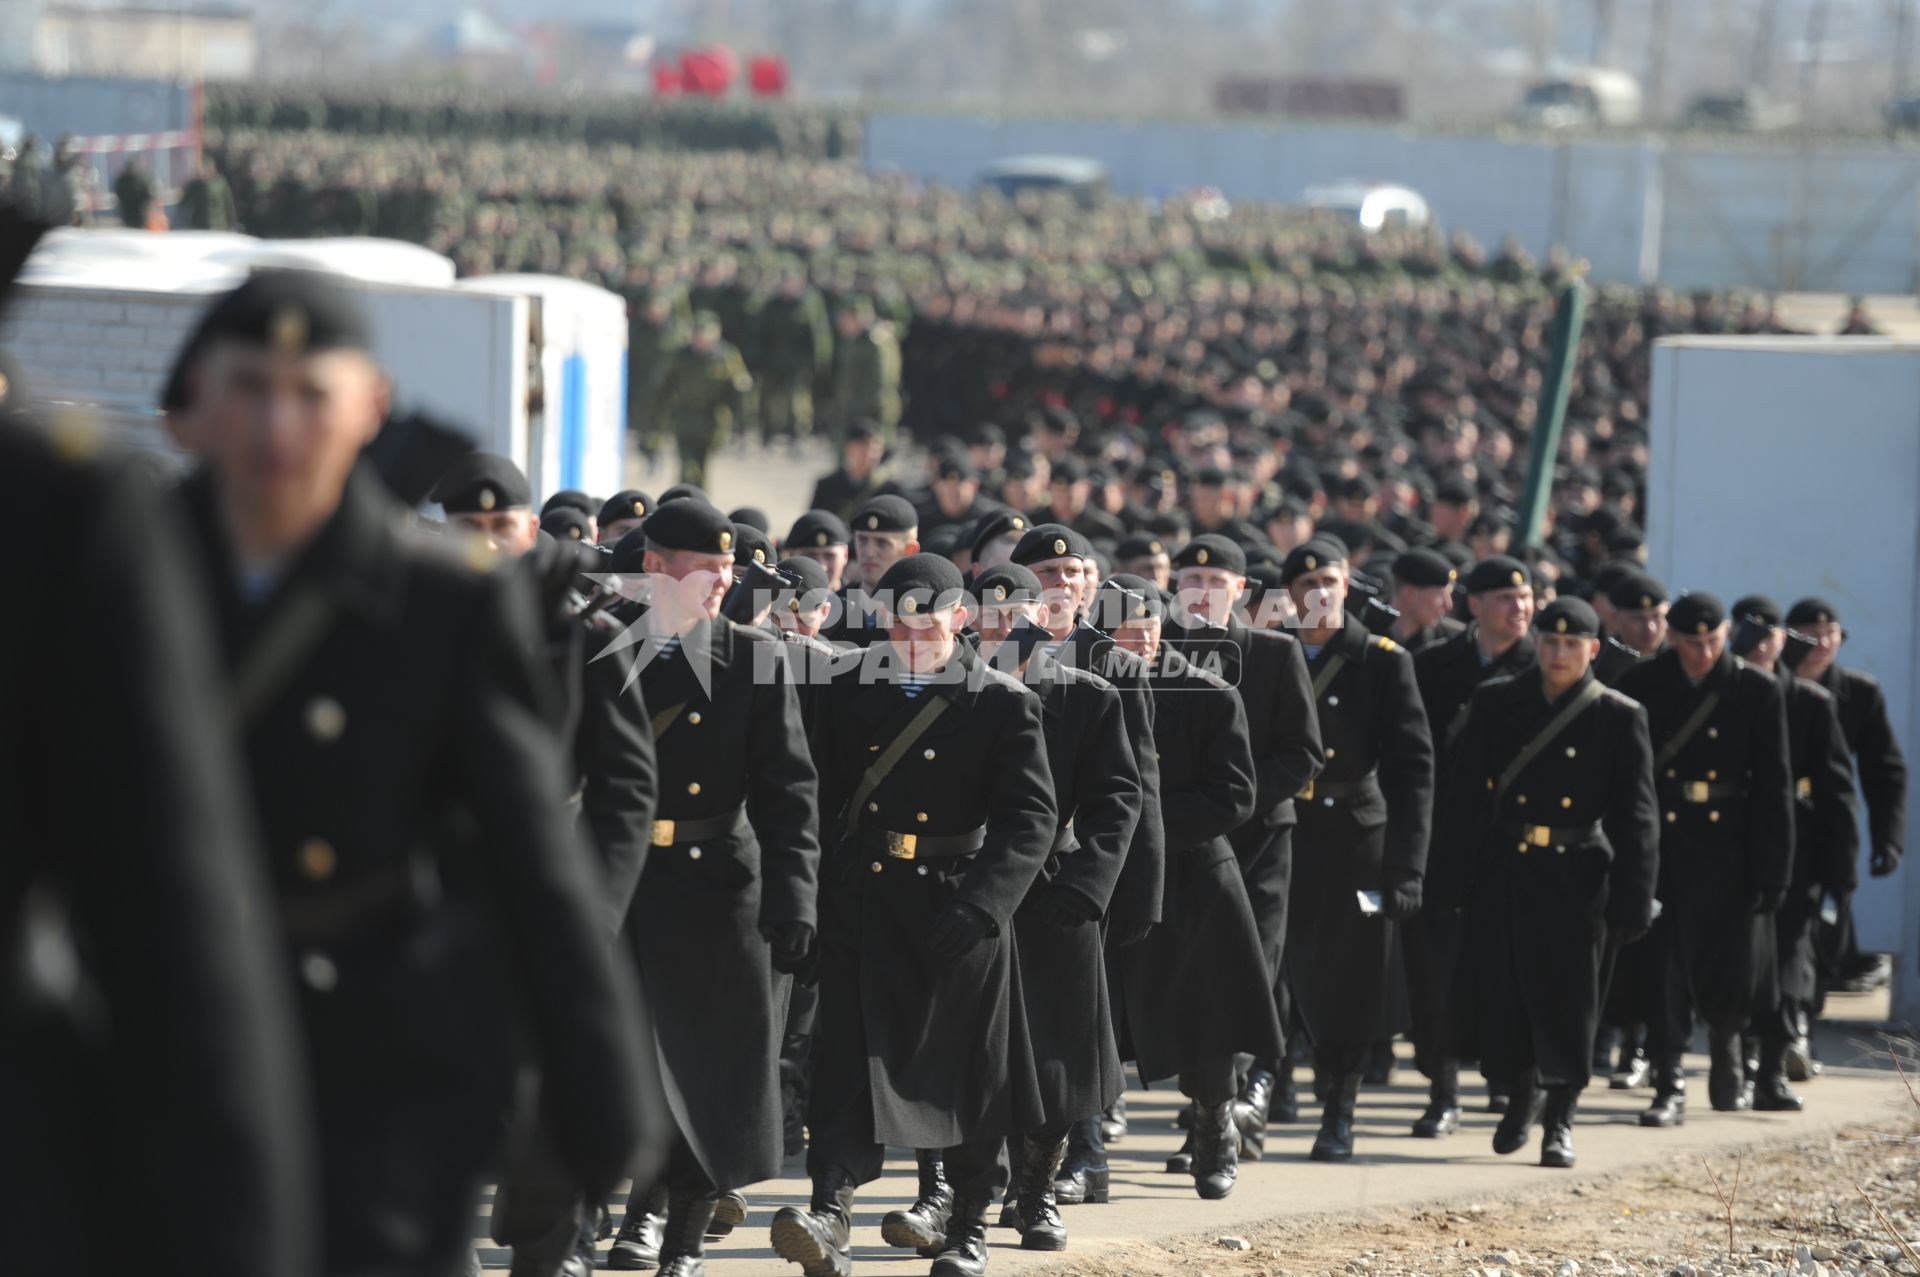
[470,991,1911,1272]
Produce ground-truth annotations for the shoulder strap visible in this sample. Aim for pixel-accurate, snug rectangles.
[844,695,951,835]
[230,585,339,730]
[1311,651,1349,701]
[1653,688,1724,770]
[650,701,689,740]
[1493,679,1605,804]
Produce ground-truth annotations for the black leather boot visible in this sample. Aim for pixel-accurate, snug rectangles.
[780,1060,807,1161]
[1412,1057,1462,1138]
[705,1191,747,1240]
[1164,1102,1196,1173]
[1708,1026,1751,1112]
[1233,1068,1275,1159]
[1486,1083,1511,1113]
[1491,1078,1543,1155]
[1753,1039,1806,1111]
[1053,1118,1110,1205]
[656,1190,717,1277]
[1270,1061,1301,1122]
[881,1149,953,1252]
[610,1184,668,1271]
[1640,1054,1687,1127]
[1015,1135,1069,1250]
[1610,1038,1651,1090]
[1191,1099,1240,1198]
[1099,1095,1128,1143]
[1309,1071,1361,1162]
[769,1170,855,1277]
[1363,1039,1396,1085]
[1539,1085,1578,1168]
[930,1194,991,1277]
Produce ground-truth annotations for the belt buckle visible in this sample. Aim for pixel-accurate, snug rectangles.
[1684,781,1710,803]
[1298,780,1315,801]
[650,819,676,848]
[1796,776,1812,800]
[1527,825,1553,848]
[886,832,918,861]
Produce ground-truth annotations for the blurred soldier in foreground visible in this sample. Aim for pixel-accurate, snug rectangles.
[168,269,653,1276]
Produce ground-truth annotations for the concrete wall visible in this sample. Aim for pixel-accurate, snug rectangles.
[866,113,1920,295]
[1648,336,1920,1026]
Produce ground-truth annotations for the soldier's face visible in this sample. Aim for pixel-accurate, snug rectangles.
[1614,605,1668,657]
[599,516,647,545]
[1794,620,1843,679]
[1287,565,1349,630]
[1191,485,1226,527]
[790,543,848,589]
[1469,585,1534,645]
[1112,618,1162,664]
[1175,566,1244,627]
[887,602,969,671]
[977,598,1042,646]
[1029,556,1087,631]
[1536,632,1601,686]
[974,533,1020,571]
[1394,583,1452,628]
[1673,624,1728,681]
[645,548,733,622]
[777,598,831,638]
[855,531,915,590]
[196,342,388,531]
[450,509,540,557]
[1123,553,1172,591]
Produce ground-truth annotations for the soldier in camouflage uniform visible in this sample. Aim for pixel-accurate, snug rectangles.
[626,284,690,460]
[179,159,240,231]
[827,295,901,445]
[748,272,831,448]
[653,309,752,489]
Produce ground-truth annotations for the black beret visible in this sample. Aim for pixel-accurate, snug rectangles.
[1732,595,1783,629]
[1534,597,1600,638]
[610,527,650,574]
[1607,571,1669,612]
[852,494,918,534]
[731,521,776,567]
[193,268,370,357]
[1590,559,1635,593]
[658,483,709,506]
[1115,533,1169,561]
[788,509,851,548]
[921,524,965,560]
[1434,477,1477,506]
[644,499,735,556]
[1090,573,1164,627]
[1668,592,1727,635]
[1394,547,1459,589]
[729,505,772,533]
[876,553,966,613]
[1172,534,1248,576]
[598,489,652,526]
[541,506,592,542]
[1244,562,1286,609]
[969,509,1031,557]
[970,422,1005,447]
[1464,555,1530,594]
[434,452,530,514]
[936,455,978,483]
[541,490,595,520]
[1050,455,1087,484]
[1280,538,1348,585]
[1010,523,1093,567]
[1786,597,1840,628]
[775,555,829,596]
[973,563,1043,605]
[845,420,880,443]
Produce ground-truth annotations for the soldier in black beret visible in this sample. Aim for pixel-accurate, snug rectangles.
[774,556,834,637]
[776,555,1055,1277]
[1165,533,1325,1150]
[969,509,1031,573]
[542,506,593,545]
[1600,571,1669,686]
[543,489,599,540]
[168,268,655,1277]
[605,497,821,1275]
[435,452,542,555]
[1615,592,1793,1125]
[598,490,653,546]
[917,453,991,537]
[1435,596,1659,1167]
[807,420,901,524]
[824,494,922,648]
[1278,536,1435,1162]
[786,510,853,593]
[1389,548,1465,651]
[657,482,710,506]
[1730,594,1858,1110]
[1009,523,1097,640]
[1115,532,1171,591]
[731,505,773,533]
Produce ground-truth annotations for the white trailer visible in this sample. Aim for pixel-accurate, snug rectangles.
[1647,335,1920,1026]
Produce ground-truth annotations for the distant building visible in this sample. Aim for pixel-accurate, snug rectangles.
[33,6,257,80]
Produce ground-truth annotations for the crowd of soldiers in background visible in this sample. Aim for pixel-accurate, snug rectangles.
[0,133,239,232]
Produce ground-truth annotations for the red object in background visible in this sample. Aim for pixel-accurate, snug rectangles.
[749,54,788,97]
[679,45,738,96]
[654,64,684,96]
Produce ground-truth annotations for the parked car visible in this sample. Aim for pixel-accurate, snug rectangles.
[1300,181,1432,234]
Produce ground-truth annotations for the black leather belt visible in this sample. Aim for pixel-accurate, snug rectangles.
[1501,820,1602,852]
[1659,780,1742,805]
[860,825,987,861]
[650,808,745,847]
[1298,771,1378,803]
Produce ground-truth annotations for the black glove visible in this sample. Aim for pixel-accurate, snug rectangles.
[761,921,816,975]
[1106,919,1155,948]
[1030,886,1100,929]
[1871,847,1899,877]
[1380,872,1423,922]
[1749,885,1787,915]
[928,900,995,958]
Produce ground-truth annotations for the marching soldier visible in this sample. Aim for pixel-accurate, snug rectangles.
[1597,571,1668,686]
[654,310,753,489]
[773,554,1053,1277]
[598,490,653,546]
[1280,538,1436,1162]
[824,493,920,647]
[1387,548,1467,651]
[604,499,822,1277]
[806,422,901,524]
[1166,533,1325,1147]
[786,509,854,592]
[751,273,833,446]
[628,286,690,455]
[1437,598,1659,1168]
[167,269,652,1276]
[1406,556,1536,1137]
[1615,593,1793,1124]
[826,295,902,442]
[1731,596,1858,1110]
[1103,573,1279,1200]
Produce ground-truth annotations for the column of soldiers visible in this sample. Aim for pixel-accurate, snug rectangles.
[2,247,1908,1277]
